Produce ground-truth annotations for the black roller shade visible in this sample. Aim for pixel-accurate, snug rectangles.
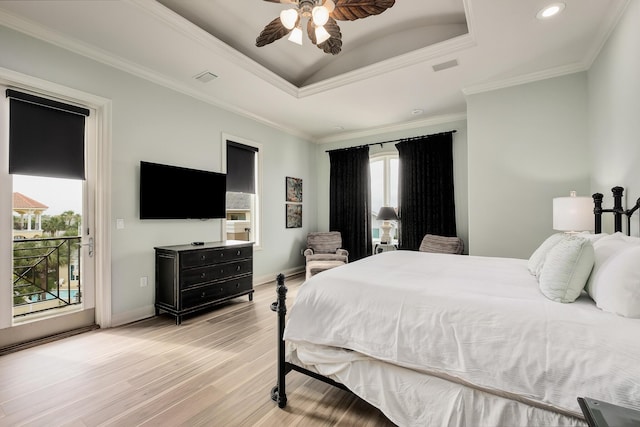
[226,141,258,194]
[7,89,89,180]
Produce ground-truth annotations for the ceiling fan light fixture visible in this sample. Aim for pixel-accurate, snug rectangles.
[315,25,331,44]
[322,0,335,14]
[280,8,298,30]
[288,25,303,45]
[312,5,329,26]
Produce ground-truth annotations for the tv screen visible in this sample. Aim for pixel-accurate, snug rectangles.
[139,161,226,219]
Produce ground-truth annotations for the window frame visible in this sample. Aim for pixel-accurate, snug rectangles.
[370,152,399,241]
[221,133,262,249]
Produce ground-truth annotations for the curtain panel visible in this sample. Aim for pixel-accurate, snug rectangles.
[396,133,457,250]
[329,146,372,261]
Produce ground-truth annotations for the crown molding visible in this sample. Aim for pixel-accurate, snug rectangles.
[314,112,467,144]
[461,62,588,96]
[299,34,476,98]
[582,0,630,69]
[0,7,312,140]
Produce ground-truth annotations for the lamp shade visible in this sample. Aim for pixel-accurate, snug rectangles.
[553,191,593,232]
[376,206,398,221]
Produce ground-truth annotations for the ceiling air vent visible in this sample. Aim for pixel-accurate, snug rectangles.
[194,71,218,83]
[432,60,458,72]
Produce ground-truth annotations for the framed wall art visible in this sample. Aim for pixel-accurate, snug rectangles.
[286,203,302,228]
[286,176,303,203]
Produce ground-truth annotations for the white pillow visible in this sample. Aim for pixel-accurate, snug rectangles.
[586,232,640,297]
[528,233,565,276]
[591,245,640,317]
[538,236,594,303]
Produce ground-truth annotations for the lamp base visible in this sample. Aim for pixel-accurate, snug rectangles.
[380,221,392,244]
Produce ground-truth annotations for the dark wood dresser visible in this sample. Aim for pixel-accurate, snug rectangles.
[154,240,253,325]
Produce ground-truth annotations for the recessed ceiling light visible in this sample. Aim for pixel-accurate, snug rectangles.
[411,109,424,116]
[332,125,344,131]
[537,3,565,20]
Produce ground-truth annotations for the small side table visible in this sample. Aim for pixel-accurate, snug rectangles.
[374,242,398,254]
[578,397,640,427]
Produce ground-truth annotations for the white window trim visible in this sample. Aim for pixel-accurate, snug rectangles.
[221,133,263,250]
[0,66,113,329]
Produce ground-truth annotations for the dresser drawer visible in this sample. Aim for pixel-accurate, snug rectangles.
[180,259,253,288]
[181,276,252,309]
[181,246,252,268]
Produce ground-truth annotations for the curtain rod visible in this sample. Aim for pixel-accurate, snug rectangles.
[325,130,457,153]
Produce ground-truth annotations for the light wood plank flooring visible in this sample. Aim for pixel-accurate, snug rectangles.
[0,274,396,427]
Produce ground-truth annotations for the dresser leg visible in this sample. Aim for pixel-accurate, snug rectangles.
[249,292,254,302]
[176,315,182,326]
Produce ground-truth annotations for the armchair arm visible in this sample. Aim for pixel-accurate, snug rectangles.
[303,248,314,257]
[336,248,349,258]
[306,253,348,264]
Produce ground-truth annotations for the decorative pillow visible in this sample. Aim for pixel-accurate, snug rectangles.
[586,232,640,297]
[590,245,640,317]
[528,233,565,276]
[538,236,594,303]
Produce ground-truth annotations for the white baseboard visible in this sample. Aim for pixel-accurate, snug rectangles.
[254,267,304,286]
[109,268,304,328]
[111,305,155,328]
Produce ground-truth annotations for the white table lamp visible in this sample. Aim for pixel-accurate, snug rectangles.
[376,206,398,243]
[553,191,594,233]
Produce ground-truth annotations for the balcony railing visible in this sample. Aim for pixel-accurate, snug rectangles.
[13,236,82,318]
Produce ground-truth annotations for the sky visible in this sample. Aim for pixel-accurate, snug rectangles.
[13,174,83,216]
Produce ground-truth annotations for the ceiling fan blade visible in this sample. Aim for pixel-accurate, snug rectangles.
[263,0,298,3]
[256,17,291,47]
[307,17,342,55]
[330,0,395,21]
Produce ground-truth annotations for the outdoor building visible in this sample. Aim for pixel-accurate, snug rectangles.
[12,192,48,239]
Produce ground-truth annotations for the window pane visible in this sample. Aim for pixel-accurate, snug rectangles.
[370,160,383,215]
[390,158,399,208]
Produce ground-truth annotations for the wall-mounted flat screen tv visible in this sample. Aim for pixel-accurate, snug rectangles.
[139,161,226,219]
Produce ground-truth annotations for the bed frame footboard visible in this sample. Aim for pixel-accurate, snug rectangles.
[270,273,350,409]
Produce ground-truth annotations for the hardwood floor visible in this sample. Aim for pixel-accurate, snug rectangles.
[0,275,396,427]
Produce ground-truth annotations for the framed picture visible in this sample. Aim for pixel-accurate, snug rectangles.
[286,176,303,203]
[286,203,302,228]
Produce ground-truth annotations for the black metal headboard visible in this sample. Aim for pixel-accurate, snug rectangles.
[593,186,640,235]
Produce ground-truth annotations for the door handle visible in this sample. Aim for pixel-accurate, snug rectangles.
[77,236,94,257]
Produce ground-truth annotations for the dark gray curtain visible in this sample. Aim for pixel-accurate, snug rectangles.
[329,146,372,261]
[396,132,456,250]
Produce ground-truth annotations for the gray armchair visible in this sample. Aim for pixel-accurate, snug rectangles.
[419,234,464,255]
[304,231,348,279]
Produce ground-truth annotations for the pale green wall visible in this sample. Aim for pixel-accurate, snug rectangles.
[314,120,469,253]
[588,0,640,236]
[467,73,590,259]
[0,25,316,325]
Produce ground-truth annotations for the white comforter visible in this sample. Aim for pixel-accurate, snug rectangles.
[284,251,640,417]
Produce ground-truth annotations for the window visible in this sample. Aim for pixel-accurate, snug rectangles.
[224,136,262,247]
[370,154,398,240]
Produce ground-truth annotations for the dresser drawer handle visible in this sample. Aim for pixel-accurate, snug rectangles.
[220,287,224,292]
[220,269,225,274]
[200,255,206,261]
[201,291,206,298]
[236,250,241,256]
[200,272,206,279]
[235,283,240,289]
[236,265,241,271]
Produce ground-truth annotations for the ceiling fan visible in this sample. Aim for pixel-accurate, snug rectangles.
[256,0,396,55]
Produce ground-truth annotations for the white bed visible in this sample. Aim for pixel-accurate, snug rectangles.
[270,187,640,426]
[278,250,640,426]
